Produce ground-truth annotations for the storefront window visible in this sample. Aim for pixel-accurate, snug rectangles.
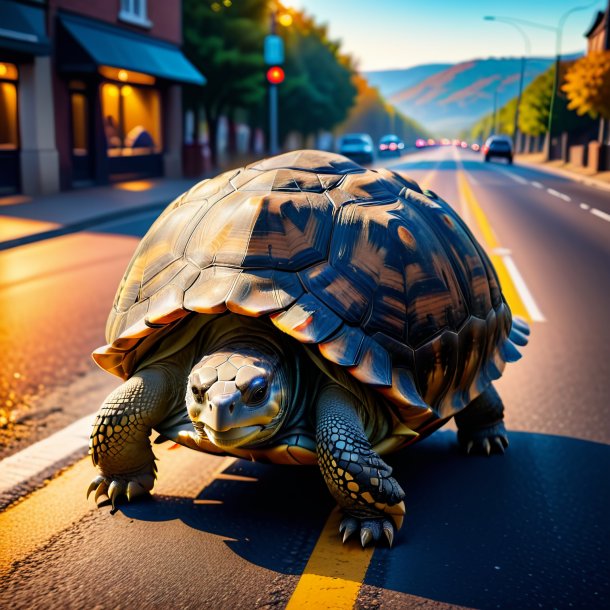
[101,82,162,156]
[0,63,18,150]
[70,92,88,155]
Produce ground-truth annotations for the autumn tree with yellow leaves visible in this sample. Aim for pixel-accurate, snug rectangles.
[562,51,610,120]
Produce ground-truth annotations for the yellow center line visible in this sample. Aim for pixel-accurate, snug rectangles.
[285,508,373,609]
[457,171,532,322]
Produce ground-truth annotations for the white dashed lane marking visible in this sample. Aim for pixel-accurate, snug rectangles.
[591,208,610,223]
[531,181,543,189]
[580,203,590,210]
[546,188,571,202]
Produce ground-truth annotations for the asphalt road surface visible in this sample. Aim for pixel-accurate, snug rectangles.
[1,146,609,609]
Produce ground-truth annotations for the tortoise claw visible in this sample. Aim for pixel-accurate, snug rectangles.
[459,423,509,457]
[340,516,359,543]
[493,437,505,454]
[108,480,126,510]
[383,523,394,548]
[87,476,105,500]
[482,438,491,456]
[339,513,399,548]
[360,528,373,548]
[94,480,109,503]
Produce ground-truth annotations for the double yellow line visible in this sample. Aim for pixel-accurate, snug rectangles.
[457,172,536,322]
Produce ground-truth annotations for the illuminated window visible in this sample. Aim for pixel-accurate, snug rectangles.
[119,0,151,27]
[0,63,19,150]
[70,92,88,155]
[101,82,162,156]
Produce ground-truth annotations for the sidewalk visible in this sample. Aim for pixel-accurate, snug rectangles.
[516,152,610,192]
[0,176,201,251]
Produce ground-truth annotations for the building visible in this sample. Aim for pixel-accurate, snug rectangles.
[0,0,205,195]
[584,9,609,54]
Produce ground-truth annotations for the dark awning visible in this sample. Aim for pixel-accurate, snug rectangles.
[0,0,50,56]
[58,13,205,85]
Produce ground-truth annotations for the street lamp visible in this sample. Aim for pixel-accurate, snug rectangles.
[484,17,531,151]
[484,1,601,160]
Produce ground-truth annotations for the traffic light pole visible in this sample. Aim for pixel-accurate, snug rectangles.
[269,84,279,155]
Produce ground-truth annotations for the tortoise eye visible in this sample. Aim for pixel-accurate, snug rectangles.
[249,381,268,404]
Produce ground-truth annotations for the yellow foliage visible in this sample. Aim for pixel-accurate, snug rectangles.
[562,50,610,120]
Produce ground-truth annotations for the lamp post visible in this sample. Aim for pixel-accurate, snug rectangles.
[484,2,600,160]
[484,17,531,152]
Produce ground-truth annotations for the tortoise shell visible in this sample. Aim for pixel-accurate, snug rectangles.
[93,150,522,421]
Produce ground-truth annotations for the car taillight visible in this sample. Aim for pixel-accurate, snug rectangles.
[389,143,397,150]
[380,144,388,150]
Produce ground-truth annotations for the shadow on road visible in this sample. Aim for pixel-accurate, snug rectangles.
[121,430,609,608]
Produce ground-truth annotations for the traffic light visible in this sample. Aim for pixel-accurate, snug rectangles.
[266,66,285,85]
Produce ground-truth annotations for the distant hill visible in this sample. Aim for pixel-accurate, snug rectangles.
[364,64,452,97]
[366,57,566,136]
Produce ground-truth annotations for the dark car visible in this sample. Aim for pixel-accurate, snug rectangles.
[337,133,374,165]
[483,135,513,164]
[378,134,405,158]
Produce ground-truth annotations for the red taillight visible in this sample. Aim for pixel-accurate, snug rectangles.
[380,144,388,150]
[389,143,397,150]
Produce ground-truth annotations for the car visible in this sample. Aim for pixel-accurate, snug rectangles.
[378,134,405,157]
[483,135,513,164]
[415,138,427,148]
[337,133,374,165]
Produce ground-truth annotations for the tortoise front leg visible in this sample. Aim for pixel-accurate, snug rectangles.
[316,384,405,547]
[88,366,183,508]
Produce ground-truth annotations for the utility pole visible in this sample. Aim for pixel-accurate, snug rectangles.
[492,86,499,136]
[484,17,531,152]
[264,8,286,155]
[600,0,610,145]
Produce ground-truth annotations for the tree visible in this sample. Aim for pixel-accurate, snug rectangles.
[468,61,595,142]
[183,0,268,167]
[562,50,610,120]
[277,10,357,144]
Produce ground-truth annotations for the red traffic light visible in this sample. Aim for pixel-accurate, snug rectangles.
[266,66,285,85]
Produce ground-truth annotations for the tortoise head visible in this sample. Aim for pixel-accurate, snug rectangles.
[186,341,289,450]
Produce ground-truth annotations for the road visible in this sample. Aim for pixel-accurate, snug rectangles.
[1,146,609,609]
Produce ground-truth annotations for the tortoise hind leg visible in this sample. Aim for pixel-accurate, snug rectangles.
[455,384,509,456]
[315,384,405,547]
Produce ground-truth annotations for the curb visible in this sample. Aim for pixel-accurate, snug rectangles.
[516,159,610,193]
[0,413,93,508]
[0,201,166,252]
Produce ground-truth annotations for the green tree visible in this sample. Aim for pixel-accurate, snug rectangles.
[183,0,267,166]
[277,11,357,143]
[468,61,595,141]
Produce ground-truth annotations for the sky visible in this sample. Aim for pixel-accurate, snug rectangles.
[283,0,608,71]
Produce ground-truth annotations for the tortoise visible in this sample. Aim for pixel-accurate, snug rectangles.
[87,149,529,547]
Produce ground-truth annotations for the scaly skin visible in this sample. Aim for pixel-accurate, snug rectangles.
[316,384,406,548]
[87,366,184,508]
[455,384,509,455]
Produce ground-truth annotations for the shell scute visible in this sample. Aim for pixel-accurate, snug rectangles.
[299,263,369,325]
[226,269,303,316]
[347,337,392,387]
[318,324,366,367]
[415,331,460,414]
[269,293,342,343]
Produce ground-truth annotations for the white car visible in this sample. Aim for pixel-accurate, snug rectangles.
[337,133,374,165]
